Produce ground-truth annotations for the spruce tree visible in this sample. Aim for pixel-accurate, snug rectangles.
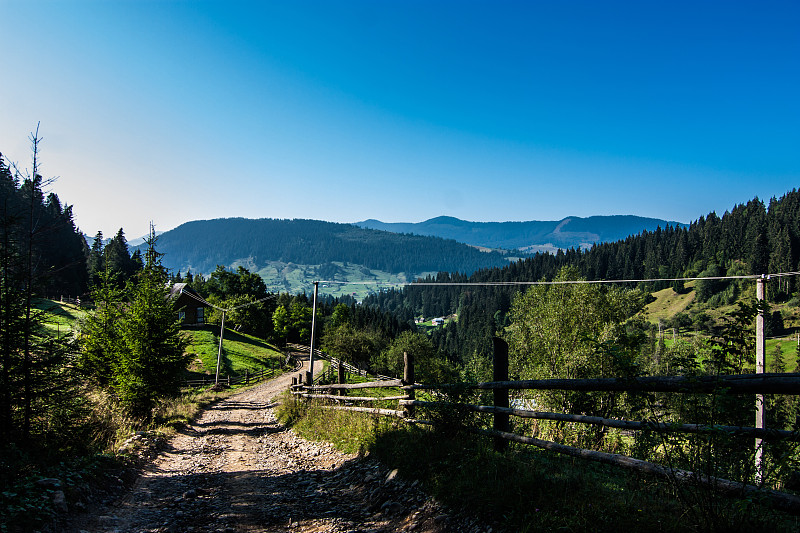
[87,231,104,283]
[114,227,188,419]
[79,266,123,386]
[104,228,136,284]
[769,344,785,374]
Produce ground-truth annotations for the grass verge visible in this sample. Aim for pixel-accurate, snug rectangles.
[183,325,283,376]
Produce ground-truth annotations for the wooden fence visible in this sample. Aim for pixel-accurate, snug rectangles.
[287,343,396,387]
[291,338,800,515]
[183,365,277,389]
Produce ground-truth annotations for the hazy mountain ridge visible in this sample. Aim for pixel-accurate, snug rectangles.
[151,217,513,279]
[355,215,687,251]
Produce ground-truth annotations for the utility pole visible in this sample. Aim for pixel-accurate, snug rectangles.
[308,281,319,383]
[755,275,767,480]
[215,310,226,385]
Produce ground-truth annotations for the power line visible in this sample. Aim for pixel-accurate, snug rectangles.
[175,270,800,309]
[314,271,800,288]
[179,288,278,313]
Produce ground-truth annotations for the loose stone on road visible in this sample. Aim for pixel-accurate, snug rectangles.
[69,360,492,533]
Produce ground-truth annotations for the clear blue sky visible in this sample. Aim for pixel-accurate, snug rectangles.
[2,1,798,239]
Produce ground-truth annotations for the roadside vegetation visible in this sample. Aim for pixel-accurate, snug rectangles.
[280,265,800,532]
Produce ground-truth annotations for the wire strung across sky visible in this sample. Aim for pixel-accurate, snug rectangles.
[316,271,800,287]
[178,288,276,313]
[174,271,800,314]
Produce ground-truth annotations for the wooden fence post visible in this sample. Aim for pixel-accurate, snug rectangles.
[245,369,249,385]
[403,352,415,418]
[756,275,767,480]
[492,337,510,453]
[337,362,345,396]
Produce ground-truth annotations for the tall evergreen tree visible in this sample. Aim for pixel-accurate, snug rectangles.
[104,228,137,285]
[769,344,785,374]
[79,266,123,386]
[114,227,189,418]
[0,130,88,445]
[87,231,104,284]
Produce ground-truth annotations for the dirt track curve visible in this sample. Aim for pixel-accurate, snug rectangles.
[67,358,494,533]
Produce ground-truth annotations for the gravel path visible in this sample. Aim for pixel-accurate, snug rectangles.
[67,360,493,533]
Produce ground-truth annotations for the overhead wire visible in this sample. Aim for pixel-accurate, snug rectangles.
[312,272,800,288]
[174,270,800,310]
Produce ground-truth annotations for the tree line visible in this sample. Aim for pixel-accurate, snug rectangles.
[1,135,189,460]
[0,136,91,450]
[364,190,800,362]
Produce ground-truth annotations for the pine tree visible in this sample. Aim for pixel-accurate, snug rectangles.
[0,130,88,445]
[87,231,104,283]
[769,344,786,374]
[114,227,189,419]
[104,228,136,285]
[79,266,123,386]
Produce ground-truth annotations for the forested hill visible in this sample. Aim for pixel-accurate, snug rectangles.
[365,190,800,359]
[355,214,685,251]
[153,218,514,277]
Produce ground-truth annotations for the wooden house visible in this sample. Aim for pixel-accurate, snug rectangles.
[168,283,207,326]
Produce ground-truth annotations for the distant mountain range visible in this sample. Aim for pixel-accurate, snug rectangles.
[85,231,164,249]
[355,215,686,253]
[146,215,684,296]
[150,218,516,296]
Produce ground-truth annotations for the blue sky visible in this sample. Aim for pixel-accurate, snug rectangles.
[1,1,798,239]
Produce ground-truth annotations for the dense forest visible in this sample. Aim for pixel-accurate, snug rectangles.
[363,191,800,360]
[0,145,89,448]
[151,217,515,276]
[0,154,88,298]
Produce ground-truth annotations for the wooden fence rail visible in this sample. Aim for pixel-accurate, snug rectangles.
[287,343,395,382]
[400,399,800,441]
[290,337,800,515]
[183,365,277,389]
[407,373,800,395]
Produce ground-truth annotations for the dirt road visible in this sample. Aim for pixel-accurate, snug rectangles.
[67,360,491,533]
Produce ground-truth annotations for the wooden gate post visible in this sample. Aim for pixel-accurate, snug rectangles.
[492,337,510,453]
[403,351,415,418]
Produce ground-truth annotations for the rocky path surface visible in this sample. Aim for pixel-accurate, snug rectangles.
[68,360,493,533]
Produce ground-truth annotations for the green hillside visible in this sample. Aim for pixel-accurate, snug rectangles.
[247,260,433,298]
[151,217,515,284]
[643,282,697,323]
[36,299,284,378]
[184,326,284,378]
[36,299,86,336]
[643,283,800,371]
